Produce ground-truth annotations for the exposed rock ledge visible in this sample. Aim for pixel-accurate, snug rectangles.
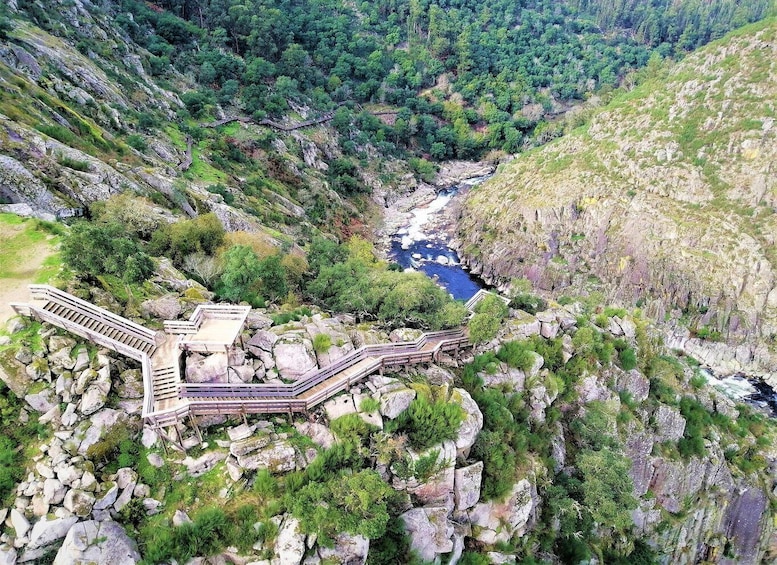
[665,329,777,388]
[433,160,495,188]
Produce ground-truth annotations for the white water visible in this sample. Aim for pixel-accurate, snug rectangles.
[397,191,455,250]
[700,368,758,400]
[396,176,490,250]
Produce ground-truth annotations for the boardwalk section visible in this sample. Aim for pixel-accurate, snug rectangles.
[12,285,163,361]
[465,289,511,312]
[12,286,472,434]
[178,329,469,418]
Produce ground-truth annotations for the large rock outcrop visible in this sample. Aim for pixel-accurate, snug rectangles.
[455,22,777,374]
[53,520,140,565]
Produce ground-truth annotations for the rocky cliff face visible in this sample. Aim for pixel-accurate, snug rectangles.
[455,20,777,375]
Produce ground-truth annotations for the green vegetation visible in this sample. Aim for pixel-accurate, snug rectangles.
[307,237,466,330]
[86,421,140,470]
[509,293,547,315]
[0,379,50,505]
[359,396,380,413]
[312,333,332,353]
[62,0,768,167]
[385,392,464,450]
[57,154,90,172]
[141,505,250,564]
[217,245,287,306]
[0,214,62,283]
[468,294,509,343]
[61,221,154,283]
[290,469,394,543]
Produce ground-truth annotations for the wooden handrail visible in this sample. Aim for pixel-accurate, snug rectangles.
[30,285,160,346]
[16,284,474,428]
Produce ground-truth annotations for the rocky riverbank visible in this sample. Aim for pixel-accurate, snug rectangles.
[375,160,495,254]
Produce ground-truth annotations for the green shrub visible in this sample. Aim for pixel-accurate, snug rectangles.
[411,449,444,481]
[329,414,375,443]
[253,469,278,499]
[86,422,137,465]
[497,341,536,372]
[289,469,394,544]
[206,183,234,205]
[690,373,707,390]
[57,154,90,171]
[141,506,235,564]
[604,307,627,318]
[694,326,722,341]
[458,552,491,565]
[37,124,77,145]
[472,429,519,500]
[469,294,509,344]
[677,396,712,459]
[149,213,225,265]
[618,347,637,370]
[577,447,637,532]
[385,395,463,450]
[0,436,20,503]
[305,440,367,483]
[312,333,332,353]
[360,396,380,413]
[509,293,547,314]
[367,516,416,565]
[126,134,148,152]
[270,307,312,325]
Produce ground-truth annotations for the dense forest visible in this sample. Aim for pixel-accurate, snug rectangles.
[16,0,774,158]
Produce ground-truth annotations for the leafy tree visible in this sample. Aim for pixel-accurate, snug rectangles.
[307,237,348,278]
[62,221,154,283]
[257,254,288,301]
[219,245,262,303]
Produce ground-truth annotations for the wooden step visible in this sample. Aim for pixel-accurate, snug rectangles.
[60,308,78,322]
[47,303,67,317]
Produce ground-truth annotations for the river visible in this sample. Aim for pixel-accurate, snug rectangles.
[388,177,489,301]
[700,369,777,417]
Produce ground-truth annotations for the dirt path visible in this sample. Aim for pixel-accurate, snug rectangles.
[0,221,57,326]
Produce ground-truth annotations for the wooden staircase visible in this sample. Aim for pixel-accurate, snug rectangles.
[13,285,475,431]
[18,285,161,361]
[40,301,156,356]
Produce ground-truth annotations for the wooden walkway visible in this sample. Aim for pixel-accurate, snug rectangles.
[12,285,473,433]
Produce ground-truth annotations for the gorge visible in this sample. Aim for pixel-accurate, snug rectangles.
[1,1,777,564]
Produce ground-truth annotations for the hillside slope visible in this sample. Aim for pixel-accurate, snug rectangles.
[455,19,777,372]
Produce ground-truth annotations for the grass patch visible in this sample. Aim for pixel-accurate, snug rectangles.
[0,214,62,280]
[185,143,228,184]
